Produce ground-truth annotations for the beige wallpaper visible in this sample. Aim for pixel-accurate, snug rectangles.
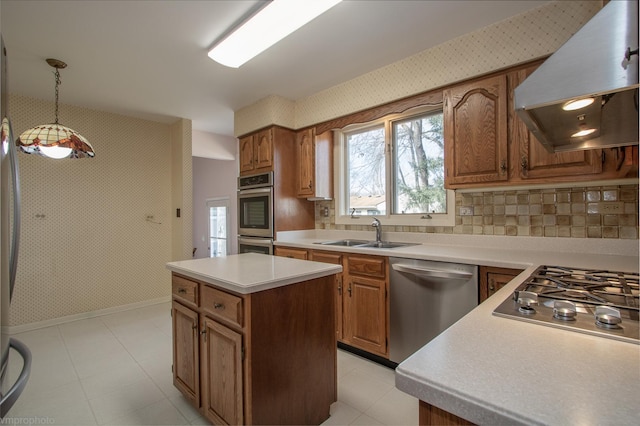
[8,94,191,327]
[234,0,600,136]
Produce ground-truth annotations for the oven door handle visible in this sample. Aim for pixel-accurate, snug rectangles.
[238,237,273,247]
[238,187,272,195]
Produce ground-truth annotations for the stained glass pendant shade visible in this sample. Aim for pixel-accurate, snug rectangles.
[16,59,94,159]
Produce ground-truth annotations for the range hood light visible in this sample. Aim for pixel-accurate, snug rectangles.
[572,127,598,138]
[562,98,595,111]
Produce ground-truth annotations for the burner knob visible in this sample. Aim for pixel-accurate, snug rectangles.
[553,300,577,320]
[516,291,538,306]
[516,291,538,315]
[594,306,622,328]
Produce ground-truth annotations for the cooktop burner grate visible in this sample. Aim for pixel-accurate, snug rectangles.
[493,265,639,344]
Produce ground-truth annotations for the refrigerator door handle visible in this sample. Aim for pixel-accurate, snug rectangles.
[5,118,20,301]
[2,117,20,303]
[0,338,31,418]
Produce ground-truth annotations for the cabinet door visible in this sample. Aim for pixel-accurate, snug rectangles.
[479,266,523,303]
[343,275,387,356]
[510,66,603,181]
[310,250,344,340]
[274,246,308,260]
[253,128,273,172]
[444,74,508,187]
[171,301,200,408]
[201,317,243,426]
[239,135,255,174]
[296,128,315,197]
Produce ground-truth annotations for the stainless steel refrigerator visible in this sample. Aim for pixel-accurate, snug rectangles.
[0,34,31,419]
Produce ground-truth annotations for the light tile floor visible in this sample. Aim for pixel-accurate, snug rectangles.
[5,302,418,425]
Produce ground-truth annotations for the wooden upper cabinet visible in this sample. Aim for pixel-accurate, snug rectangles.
[239,128,273,175]
[444,74,508,188]
[239,135,254,174]
[296,128,333,199]
[509,64,603,182]
[254,128,273,172]
[296,128,315,197]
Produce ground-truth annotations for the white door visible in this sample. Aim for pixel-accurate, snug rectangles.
[207,198,230,257]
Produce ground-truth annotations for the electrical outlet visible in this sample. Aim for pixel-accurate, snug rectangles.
[599,202,624,213]
[459,206,474,216]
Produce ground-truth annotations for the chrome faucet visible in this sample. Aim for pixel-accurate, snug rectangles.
[371,217,382,243]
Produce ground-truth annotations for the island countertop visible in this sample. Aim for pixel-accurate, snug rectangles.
[166,252,342,294]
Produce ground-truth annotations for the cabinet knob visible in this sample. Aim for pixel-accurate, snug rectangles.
[308,180,313,189]
[521,156,528,174]
[178,288,187,294]
[214,303,225,310]
[348,283,352,297]
[500,160,507,175]
[337,277,342,295]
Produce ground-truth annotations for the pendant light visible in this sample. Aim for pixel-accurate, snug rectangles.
[16,58,94,159]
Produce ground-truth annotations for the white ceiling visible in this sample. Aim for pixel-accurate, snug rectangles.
[0,0,550,138]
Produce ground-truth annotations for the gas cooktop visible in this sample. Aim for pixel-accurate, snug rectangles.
[493,265,639,344]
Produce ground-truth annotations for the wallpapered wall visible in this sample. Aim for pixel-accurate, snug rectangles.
[8,94,191,327]
[234,1,601,135]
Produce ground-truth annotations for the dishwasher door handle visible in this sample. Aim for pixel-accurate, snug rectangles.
[391,263,473,280]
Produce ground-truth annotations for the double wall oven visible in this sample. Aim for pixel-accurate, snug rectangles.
[237,172,274,255]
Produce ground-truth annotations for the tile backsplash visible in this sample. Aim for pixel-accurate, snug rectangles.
[315,184,638,240]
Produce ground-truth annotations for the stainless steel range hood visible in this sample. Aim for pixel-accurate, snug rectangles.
[514,0,639,153]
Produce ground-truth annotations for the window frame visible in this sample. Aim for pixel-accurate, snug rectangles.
[334,105,455,227]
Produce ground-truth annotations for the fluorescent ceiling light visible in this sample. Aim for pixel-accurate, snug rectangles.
[208,0,342,68]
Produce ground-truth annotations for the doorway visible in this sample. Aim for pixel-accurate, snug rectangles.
[207,197,230,257]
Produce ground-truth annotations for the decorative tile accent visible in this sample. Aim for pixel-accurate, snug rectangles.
[315,184,639,240]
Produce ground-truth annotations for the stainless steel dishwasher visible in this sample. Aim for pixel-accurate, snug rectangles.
[389,258,478,364]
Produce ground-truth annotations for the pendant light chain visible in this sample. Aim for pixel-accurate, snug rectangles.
[53,68,61,125]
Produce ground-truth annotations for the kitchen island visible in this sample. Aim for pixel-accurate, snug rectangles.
[166,253,342,425]
[274,230,640,425]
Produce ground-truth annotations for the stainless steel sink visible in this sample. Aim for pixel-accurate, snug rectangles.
[359,242,415,249]
[314,239,371,247]
[314,239,416,249]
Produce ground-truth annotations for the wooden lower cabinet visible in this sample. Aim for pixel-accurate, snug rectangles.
[200,317,243,425]
[479,266,524,303]
[419,400,474,426]
[309,250,345,340]
[309,250,389,358]
[172,301,200,406]
[171,272,336,425]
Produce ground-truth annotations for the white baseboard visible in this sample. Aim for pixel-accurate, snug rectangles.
[7,296,171,335]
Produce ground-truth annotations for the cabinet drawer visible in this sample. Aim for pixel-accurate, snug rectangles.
[347,255,386,278]
[201,285,243,328]
[310,250,343,265]
[172,275,198,306]
[275,247,308,260]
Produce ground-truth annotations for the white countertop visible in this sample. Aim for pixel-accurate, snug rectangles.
[276,230,640,425]
[166,253,342,294]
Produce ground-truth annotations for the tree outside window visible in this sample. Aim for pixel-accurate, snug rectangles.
[343,110,445,218]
